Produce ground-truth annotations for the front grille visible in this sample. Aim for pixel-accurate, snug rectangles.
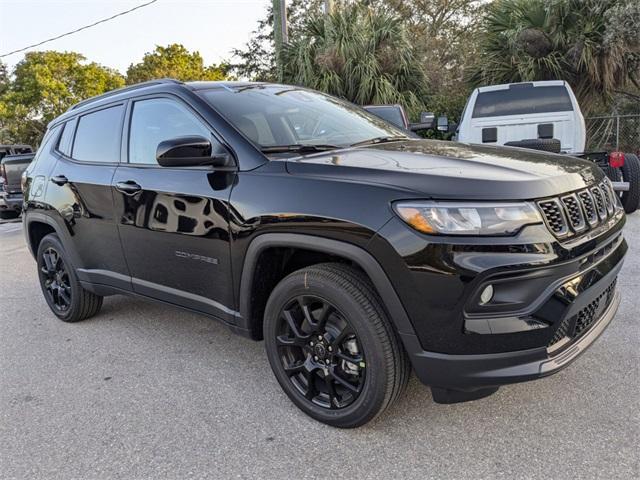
[561,194,585,231]
[548,278,617,347]
[538,181,619,239]
[591,186,607,220]
[578,190,598,225]
[538,199,567,235]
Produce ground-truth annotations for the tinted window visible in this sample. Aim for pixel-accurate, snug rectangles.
[57,120,75,156]
[364,106,406,128]
[72,105,124,162]
[472,85,573,118]
[199,85,406,149]
[129,98,211,165]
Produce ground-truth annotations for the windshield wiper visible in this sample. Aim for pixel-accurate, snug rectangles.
[260,144,341,153]
[350,136,408,147]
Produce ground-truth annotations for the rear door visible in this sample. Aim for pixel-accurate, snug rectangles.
[45,104,130,290]
[112,95,236,321]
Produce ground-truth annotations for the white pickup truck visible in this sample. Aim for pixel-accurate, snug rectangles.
[455,81,639,214]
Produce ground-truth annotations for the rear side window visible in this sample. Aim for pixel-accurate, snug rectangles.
[72,105,124,163]
[472,85,574,118]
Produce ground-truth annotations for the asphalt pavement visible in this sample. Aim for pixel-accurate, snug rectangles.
[1,215,638,479]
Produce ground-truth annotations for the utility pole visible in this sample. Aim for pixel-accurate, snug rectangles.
[324,0,334,15]
[273,0,288,82]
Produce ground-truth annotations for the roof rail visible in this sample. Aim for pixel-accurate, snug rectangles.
[69,78,183,111]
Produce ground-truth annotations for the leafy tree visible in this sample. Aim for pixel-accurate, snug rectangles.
[0,51,124,145]
[126,44,229,84]
[378,0,484,120]
[282,3,429,117]
[469,0,640,114]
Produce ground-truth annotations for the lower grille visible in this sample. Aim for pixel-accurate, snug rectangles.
[575,279,617,336]
[548,278,617,347]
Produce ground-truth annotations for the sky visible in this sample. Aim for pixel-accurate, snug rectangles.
[0,0,269,74]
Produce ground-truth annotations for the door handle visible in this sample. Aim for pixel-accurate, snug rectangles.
[50,175,68,186]
[115,180,142,195]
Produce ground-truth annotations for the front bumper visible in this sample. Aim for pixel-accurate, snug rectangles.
[402,257,623,390]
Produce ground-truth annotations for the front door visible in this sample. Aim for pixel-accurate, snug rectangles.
[112,96,236,322]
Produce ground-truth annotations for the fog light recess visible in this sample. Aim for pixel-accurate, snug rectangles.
[479,285,494,305]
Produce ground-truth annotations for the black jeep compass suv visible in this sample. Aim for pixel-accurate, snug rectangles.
[22,79,627,427]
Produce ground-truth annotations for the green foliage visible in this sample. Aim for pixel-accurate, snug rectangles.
[0,51,124,145]
[469,0,640,114]
[231,0,323,81]
[126,44,229,84]
[378,0,484,120]
[282,3,429,118]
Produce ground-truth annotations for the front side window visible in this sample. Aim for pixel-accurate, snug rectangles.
[128,98,211,165]
[198,85,407,149]
[72,105,124,163]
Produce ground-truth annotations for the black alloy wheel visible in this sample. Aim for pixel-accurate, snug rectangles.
[275,295,366,410]
[264,263,409,428]
[36,233,103,322]
[40,247,72,312]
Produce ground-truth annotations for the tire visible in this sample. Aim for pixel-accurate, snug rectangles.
[0,210,19,220]
[504,138,562,154]
[36,233,103,322]
[620,153,640,214]
[263,263,409,428]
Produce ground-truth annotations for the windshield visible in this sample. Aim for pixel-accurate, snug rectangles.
[198,85,408,150]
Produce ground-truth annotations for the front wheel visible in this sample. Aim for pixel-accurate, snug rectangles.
[264,263,409,428]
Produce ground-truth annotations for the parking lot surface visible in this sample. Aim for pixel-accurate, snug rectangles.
[1,215,638,479]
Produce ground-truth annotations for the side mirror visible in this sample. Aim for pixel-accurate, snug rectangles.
[437,116,449,132]
[156,136,230,168]
[420,112,435,128]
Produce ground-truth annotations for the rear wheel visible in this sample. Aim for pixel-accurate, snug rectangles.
[264,263,409,428]
[620,153,640,214]
[37,233,103,322]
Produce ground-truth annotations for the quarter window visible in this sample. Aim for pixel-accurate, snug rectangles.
[128,98,211,165]
[57,120,75,156]
[72,105,124,162]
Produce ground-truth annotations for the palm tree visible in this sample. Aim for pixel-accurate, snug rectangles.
[468,0,640,113]
[282,2,429,117]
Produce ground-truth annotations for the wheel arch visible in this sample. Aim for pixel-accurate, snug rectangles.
[238,233,416,341]
[24,213,77,263]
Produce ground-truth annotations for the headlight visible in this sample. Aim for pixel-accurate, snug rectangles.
[393,201,542,236]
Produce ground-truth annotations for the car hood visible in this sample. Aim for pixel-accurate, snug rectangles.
[285,139,603,200]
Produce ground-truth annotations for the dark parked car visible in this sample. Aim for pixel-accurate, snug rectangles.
[1,147,34,219]
[22,80,627,427]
